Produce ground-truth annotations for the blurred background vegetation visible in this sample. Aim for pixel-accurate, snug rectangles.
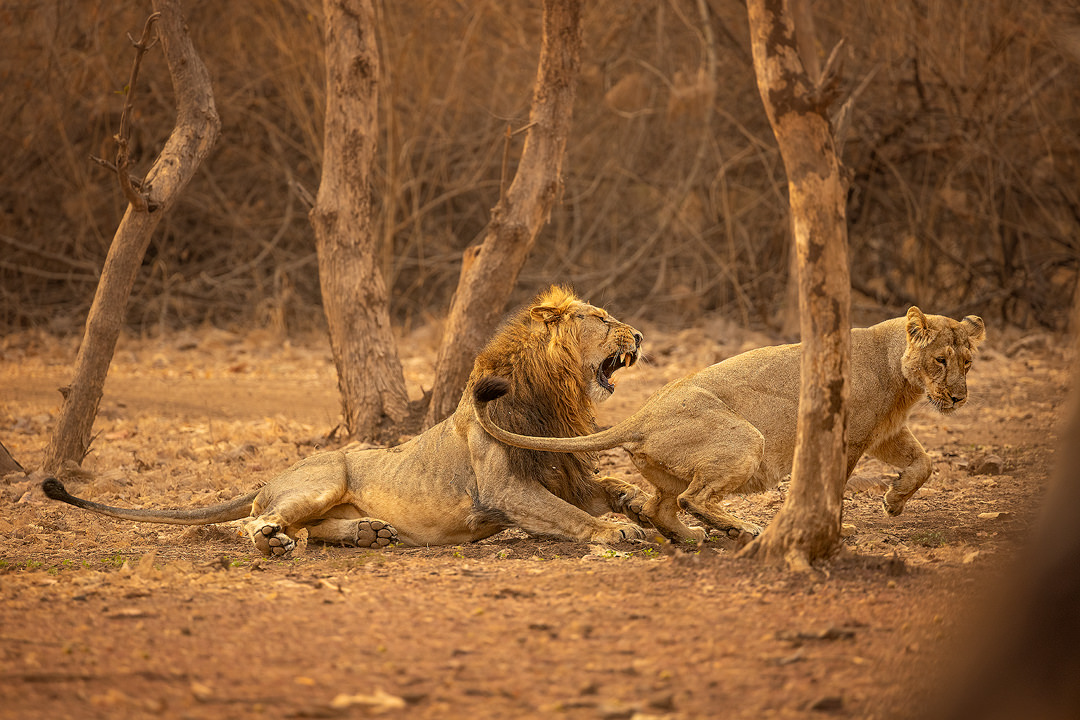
[2,0,1078,336]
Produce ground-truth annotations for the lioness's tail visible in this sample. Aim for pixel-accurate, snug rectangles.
[471,376,634,453]
[42,478,256,525]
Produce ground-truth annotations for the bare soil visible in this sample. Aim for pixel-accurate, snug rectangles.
[0,318,1068,720]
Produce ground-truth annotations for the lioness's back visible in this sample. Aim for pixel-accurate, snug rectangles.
[687,317,911,487]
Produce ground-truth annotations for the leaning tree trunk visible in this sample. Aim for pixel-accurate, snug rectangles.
[44,0,220,474]
[739,0,852,570]
[423,0,583,428]
[311,0,409,441]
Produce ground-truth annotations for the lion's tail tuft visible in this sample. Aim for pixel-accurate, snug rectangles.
[473,376,511,405]
[42,477,71,502]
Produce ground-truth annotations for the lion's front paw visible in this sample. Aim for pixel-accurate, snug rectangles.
[352,518,398,548]
[592,521,648,544]
[250,522,296,557]
[597,475,652,522]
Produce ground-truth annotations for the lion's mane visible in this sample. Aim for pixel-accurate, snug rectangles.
[467,286,600,508]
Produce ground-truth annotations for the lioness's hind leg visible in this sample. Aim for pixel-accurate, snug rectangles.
[676,426,765,539]
[306,518,398,548]
[629,459,708,543]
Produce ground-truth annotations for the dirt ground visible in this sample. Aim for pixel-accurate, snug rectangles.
[0,315,1070,720]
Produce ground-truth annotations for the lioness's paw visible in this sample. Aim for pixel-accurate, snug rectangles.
[251,523,296,558]
[882,490,907,517]
[352,518,398,548]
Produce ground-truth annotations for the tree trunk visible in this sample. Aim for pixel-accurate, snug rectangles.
[423,0,583,428]
[739,0,852,570]
[311,0,409,441]
[0,439,23,475]
[43,0,220,474]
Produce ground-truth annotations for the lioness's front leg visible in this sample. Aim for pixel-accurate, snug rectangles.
[873,426,933,516]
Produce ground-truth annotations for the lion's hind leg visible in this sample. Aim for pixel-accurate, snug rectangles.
[306,517,398,549]
[245,452,351,558]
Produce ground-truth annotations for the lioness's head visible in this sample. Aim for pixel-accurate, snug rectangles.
[902,306,986,414]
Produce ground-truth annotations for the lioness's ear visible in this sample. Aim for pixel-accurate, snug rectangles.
[961,315,986,346]
[906,306,932,348]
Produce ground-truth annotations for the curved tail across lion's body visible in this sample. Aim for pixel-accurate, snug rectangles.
[472,376,640,453]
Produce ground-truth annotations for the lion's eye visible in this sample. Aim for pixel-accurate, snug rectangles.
[936,357,947,367]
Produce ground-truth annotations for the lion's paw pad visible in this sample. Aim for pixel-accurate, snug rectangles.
[353,519,397,548]
[253,524,296,557]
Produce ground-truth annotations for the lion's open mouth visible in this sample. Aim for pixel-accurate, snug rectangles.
[597,350,638,393]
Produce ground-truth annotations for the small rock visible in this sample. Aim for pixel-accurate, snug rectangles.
[808,695,844,713]
[970,454,1004,475]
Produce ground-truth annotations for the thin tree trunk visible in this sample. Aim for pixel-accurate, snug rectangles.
[44,0,219,474]
[423,0,583,427]
[739,0,852,569]
[311,0,409,441]
[0,439,23,475]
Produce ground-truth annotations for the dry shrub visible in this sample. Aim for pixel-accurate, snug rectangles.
[1,0,1076,335]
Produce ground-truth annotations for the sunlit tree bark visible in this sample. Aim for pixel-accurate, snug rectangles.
[739,0,852,569]
[311,0,410,441]
[44,0,220,473]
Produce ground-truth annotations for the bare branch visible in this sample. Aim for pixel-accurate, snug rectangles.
[113,11,161,212]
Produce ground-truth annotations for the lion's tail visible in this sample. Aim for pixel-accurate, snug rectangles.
[42,477,256,525]
[471,376,633,453]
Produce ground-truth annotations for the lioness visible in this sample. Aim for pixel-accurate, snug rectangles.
[474,307,986,541]
[43,286,654,556]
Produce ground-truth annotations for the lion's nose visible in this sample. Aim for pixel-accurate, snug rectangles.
[633,331,643,347]
[950,395,964,404]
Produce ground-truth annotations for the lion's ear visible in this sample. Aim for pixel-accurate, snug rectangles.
[530,285,579,324]
[961,315,986,346]
[906,306,932,348]
[530,303,575,324]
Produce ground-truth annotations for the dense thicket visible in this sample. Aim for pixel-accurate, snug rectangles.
[2,0,1077,334]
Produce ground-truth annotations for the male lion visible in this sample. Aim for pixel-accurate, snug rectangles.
[474,307,986,542]
[43,286,653,557]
